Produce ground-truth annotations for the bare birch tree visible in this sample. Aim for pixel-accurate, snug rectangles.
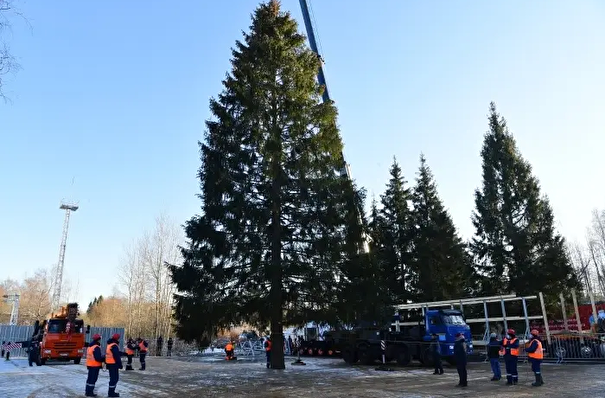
[117,214,182,338]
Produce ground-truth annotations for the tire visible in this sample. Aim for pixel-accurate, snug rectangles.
[396,345,411,366]
[73,358,81,365]
[342,346,358,364]
[421,348,434,367]
[357,343,374,365]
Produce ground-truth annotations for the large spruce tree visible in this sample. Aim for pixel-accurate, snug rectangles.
[471,103,580,299]
[372,158,415,303]
[170,1,362,369]
[409,154,474,301]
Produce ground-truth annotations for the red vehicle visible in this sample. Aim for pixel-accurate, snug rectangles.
[33,303,90,365]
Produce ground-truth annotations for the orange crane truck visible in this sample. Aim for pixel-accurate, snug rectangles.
[31,302,90,365]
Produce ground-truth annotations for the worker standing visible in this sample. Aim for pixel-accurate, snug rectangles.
[500,328,519,385]
[264,337,272,369]
[430,333,443,375]
[125,338,136,371]
[85,334,104,397]
[156,336,163,356]
[225,341,234,360]
[138,337,149,370]
[525,329,544,387]
[487,333,501,381]
[167,337,173,357]
[453,333,468,387]
[105,333,124,398]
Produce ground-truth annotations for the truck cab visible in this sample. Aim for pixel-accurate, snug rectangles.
[423,309,473,357]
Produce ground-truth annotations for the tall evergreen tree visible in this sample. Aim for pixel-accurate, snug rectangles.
[471,103,580,299]
[170,1,363,370]
[409,154,474,301]
[374,158,414,303]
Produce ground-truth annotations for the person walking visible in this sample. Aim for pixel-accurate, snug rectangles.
[525,329,544,387]
[85,334,104,397]
[487,333,502,381]
[431,333,443,375]
[454,333,468,387]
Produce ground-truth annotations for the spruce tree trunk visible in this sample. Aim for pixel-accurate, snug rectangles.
[269,146,285,370]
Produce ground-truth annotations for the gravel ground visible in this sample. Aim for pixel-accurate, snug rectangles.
[1,354,604,397]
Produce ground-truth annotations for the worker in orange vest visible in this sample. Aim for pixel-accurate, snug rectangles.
[105,333,124,397]
[85,334,104,397]
[264,337,272,369]
[500,328,520,385]
[125,338,137,371]
[525,329,544,387]
[137,337,149,370]
[225,341,235,360]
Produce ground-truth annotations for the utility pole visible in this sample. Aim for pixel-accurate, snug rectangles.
[2,294,20,325]
[52,202,79,311]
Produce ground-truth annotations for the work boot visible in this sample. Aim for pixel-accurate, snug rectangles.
[532,373,541,387]
[512,377,518,385]
[108,388,120,397]
[125,365,133,371]
[490,376,499,381]
[84,386,97,397]
[506,376,513,385]
[539,375,544,385]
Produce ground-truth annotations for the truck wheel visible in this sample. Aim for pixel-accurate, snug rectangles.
[357,343,374,365]
[421,348,434,367]
[342,346,358,364]
[73,358,81,365]
[396,346,411,366]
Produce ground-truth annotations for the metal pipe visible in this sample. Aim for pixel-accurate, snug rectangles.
[522,297,530,336]
[539,292,551,345]
[560,293,568,332]
[589,289,598,332]
[500,299,508,332]
[483,300,490,338]
[394,294,519,310]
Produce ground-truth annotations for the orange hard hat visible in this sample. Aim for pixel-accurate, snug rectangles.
[530,329,539,336]
[92,334,101,341]
[507,329,515,335]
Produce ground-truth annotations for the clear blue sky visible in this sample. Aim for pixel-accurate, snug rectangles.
[1,0,604,308]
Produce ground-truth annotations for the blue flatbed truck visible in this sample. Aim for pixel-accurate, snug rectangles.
[339,309,473,366]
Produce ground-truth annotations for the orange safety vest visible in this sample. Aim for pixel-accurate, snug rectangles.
[126,346,134,356]
[265,340,272,352]
[500,337,519,356]
[139,341,147,353]
[106,343,117,364]
[225,343,233,351]
[86,345,102,367]
[527,339,543,360]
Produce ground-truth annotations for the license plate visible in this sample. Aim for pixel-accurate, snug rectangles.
[60,353,68,357]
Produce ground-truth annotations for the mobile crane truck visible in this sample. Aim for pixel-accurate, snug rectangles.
[339,307,473,366]
[30,303,90,365]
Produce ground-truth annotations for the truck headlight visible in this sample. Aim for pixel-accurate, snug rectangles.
[43,350,51,354]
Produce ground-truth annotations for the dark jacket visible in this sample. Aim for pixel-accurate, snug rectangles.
[167,338,173,349]
[453,339,467,365]
[487,338,501,359]
[525,337,542,361]
[106,339,123,368]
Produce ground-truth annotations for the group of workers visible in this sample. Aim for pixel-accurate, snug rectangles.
[432,328,544,388]
[224,337,273,368]
[85,333,149,397]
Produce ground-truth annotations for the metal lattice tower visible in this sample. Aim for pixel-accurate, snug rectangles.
[2,294,20,325]
[52,202,79,311]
